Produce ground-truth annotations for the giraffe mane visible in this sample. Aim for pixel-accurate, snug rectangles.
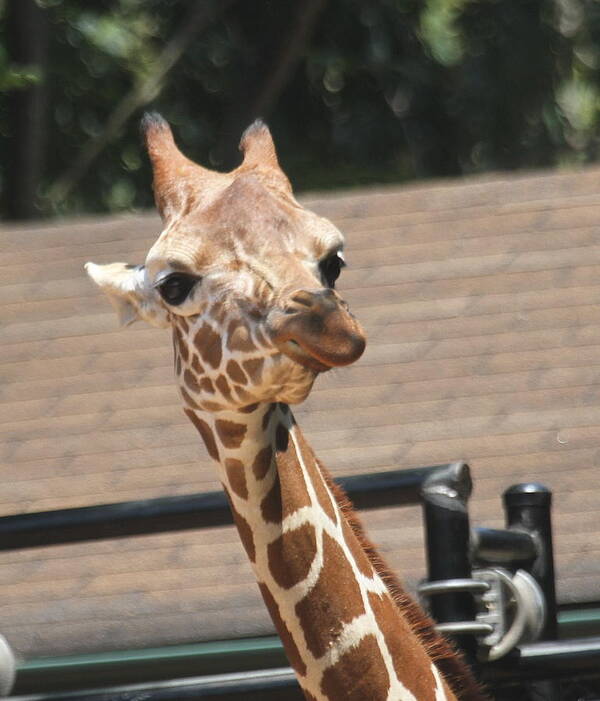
[317,459,490,701]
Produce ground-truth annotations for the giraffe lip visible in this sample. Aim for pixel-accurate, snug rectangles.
[281,340,331,373]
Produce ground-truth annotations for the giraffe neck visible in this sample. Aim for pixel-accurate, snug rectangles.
[185,402,455,701]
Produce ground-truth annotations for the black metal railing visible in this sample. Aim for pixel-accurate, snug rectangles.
[0,465,443,551]
[3,462,600,700]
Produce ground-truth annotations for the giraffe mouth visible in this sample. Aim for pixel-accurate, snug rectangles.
[281,339,332,373]
[267,288,367,371]
[273,321,366,372]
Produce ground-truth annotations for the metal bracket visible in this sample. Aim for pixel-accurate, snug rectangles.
[418,567,546,661]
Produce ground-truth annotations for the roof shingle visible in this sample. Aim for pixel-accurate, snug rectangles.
[2,168,600,658]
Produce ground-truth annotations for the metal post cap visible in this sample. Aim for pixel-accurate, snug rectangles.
[503,483,552,508]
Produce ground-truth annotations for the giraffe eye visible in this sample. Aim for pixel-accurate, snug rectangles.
[157,273,199,306]
[319,252,346,289]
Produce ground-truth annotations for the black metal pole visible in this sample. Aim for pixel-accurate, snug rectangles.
[503,483,559,701]
[503,483,557,641]
[421,462,478,661]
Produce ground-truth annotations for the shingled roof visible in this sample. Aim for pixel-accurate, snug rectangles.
[2,167,600,660]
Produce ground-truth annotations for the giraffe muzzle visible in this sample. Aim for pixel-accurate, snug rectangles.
[268,289,366,371]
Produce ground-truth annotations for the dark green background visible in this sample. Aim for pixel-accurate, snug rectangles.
[2,0,600,219]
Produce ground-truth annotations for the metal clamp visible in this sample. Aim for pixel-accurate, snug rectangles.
[418,567,546,661]
[473,567,546,661]
[418,578,494,638]
[418,578,490,597]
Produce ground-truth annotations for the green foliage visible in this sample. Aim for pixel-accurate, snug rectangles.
[0,0,42,94]
[0,59,41,91]
[420,0,469,66]
[3,0,600,218]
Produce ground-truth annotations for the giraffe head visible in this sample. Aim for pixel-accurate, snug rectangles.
[86,114,366,411]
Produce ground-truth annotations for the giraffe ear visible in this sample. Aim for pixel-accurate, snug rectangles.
[239,120,292,191]
[240,120,280,168]
[85,262,169,328]
[141,112,212,222]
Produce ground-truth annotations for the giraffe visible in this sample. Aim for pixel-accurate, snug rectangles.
[86,114,487,701]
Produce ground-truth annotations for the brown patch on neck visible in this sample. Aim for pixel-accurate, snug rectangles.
[320,634,390,701]
[199,376,215,394]
[242,357,264,382]
[194,322,223,369]
[235,512,256,562]
[224,458,248,499]
[180,386,201,410]
[267,522,317,589]
[233,385,253,403]
[341,518,373,578]
[292,426,337,524]
[258,583,307,677]
[215,419,247,449]
[201,400,226,412]
[260,473,283,524]
[178,316,189,334]
[183,369,201,393]
[173,326,189,363]
[224,488,255,563]
[260,420,312,524]
[226,359,247,384]
[215,375,233,401]
[252,445,273,480]
[227,319,256,352]
[191,355,204,374]
[184,409,219,461]
[295,530,365,659]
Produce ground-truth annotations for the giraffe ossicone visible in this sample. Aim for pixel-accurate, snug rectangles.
[86,115,486,701]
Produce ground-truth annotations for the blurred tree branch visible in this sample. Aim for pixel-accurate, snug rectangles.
[3,0,48,220]
[250,0,328,119]
[47,0,238,209]
[215,0,328,167]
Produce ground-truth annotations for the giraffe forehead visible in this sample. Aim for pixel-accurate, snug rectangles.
[149,219,337,270]
[145,177,344,280]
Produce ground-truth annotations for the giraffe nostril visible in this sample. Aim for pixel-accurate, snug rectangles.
[288,290,315,308]
[283,290,316,315]
[285,289,342,314]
